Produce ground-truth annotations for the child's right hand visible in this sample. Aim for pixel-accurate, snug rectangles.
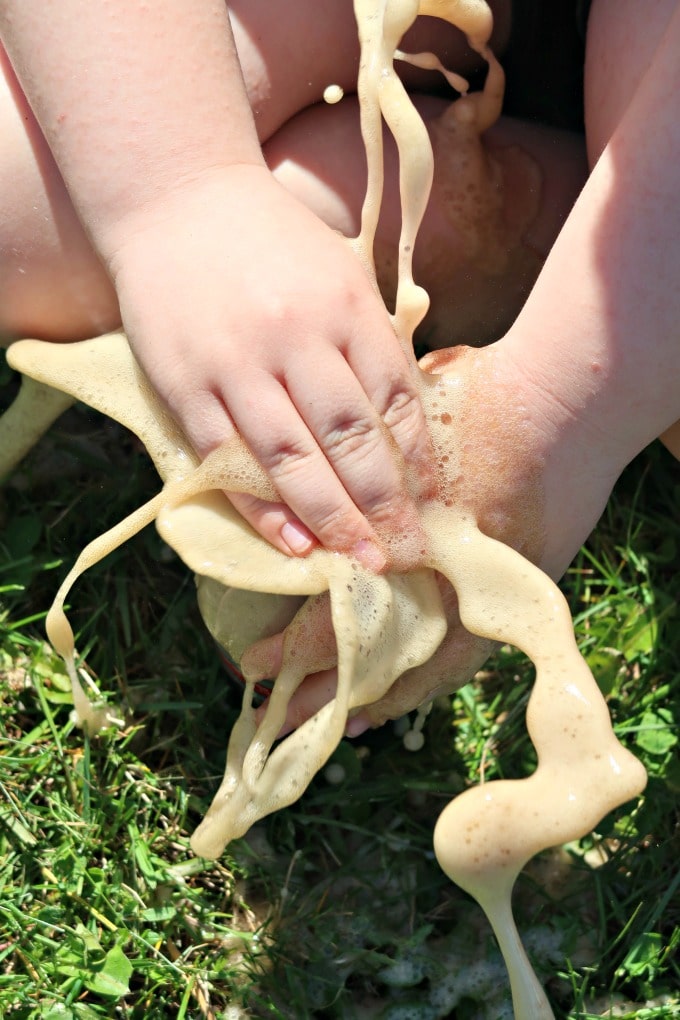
[0,2,431,566]
[105,164,433,566]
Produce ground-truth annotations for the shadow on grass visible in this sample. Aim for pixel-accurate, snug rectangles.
[1,377,678,1018]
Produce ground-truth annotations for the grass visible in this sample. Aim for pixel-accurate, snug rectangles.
[1,353,678,1019]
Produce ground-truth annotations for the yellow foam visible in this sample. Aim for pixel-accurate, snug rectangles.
[1,4,647,1016]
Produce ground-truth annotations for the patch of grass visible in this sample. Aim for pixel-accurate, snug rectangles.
[1,376,678,1018]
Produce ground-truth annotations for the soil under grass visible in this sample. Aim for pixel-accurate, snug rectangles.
[1,354,678,1019]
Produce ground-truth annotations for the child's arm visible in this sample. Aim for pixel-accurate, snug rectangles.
[499,0,680,572]
[0,0,430,565]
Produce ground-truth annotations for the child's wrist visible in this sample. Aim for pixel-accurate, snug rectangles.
[501,321,655,476]
[96,159,268,273]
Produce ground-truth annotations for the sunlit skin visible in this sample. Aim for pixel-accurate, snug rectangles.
[0,0,567,553]
[2,5,662,1013]
[1,0,678,801]
[1,1,678,1015]
[1,0,678,806]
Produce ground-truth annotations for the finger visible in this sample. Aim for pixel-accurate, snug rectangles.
[225,366,388,561]
[284,345,430,565]
[345,325,436,500]
[158,365,384,562]
[345,712,372,738]
[228,491,317,557]
[283,348,406,523]
[241,630,285,681]
[163,381,238,457]
[160,378,321,557]
[157,373,306,546]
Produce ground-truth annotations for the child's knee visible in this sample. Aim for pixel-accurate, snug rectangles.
[228,0,509,142]
[265,95,586,348]
[0,47,118,340]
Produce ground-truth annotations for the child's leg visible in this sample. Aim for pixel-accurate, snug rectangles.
[584,0,680,457]
[266,95,586,347]
[1,75,584,354]
[0,48,119,341]
[0,2,510,343]
[228,0,511,143]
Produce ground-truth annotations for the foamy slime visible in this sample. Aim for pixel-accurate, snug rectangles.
[0,3,647,1016]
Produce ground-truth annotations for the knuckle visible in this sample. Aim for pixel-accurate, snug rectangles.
[227,490,266,519]
[261,292,297,331]
[262,437,316,478]
[315,508,367,550]
[382,386,423,436]
[250,433,367,542]
[304,496,365,550]
[321,414,382,463]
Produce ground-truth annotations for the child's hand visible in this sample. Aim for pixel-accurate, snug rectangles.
[247,338,626,736]
[106,164,432,563]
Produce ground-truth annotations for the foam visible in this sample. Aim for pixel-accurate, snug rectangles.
[0,3,647,1016]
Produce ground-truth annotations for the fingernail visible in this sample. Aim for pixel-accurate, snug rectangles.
[345,714,370,738]
[281,521,315,556]
[353,538,386,572]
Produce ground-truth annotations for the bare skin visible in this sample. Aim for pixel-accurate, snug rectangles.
[265,95,585,346]
[0,1,578,531]
[0,1,516,570]
[2,0,484,567]
[251,0,680,733]
[1,1,678,730]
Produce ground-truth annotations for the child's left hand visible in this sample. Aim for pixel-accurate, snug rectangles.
[246,339,622,735]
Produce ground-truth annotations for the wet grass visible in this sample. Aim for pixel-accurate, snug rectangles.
[1,356,678,1018]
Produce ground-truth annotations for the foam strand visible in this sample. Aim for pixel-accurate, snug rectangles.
[480,893,554,1020]
[45,489,171,663]
[190,564,448,858]
[191,562,374,857]
[394,48,469,93]
[352,0,433,345]
[46,440,278,730]
[429,524,647,1014]
[0,376,74,480]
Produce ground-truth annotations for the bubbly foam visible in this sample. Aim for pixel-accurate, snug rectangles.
[2,3,647,1016]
